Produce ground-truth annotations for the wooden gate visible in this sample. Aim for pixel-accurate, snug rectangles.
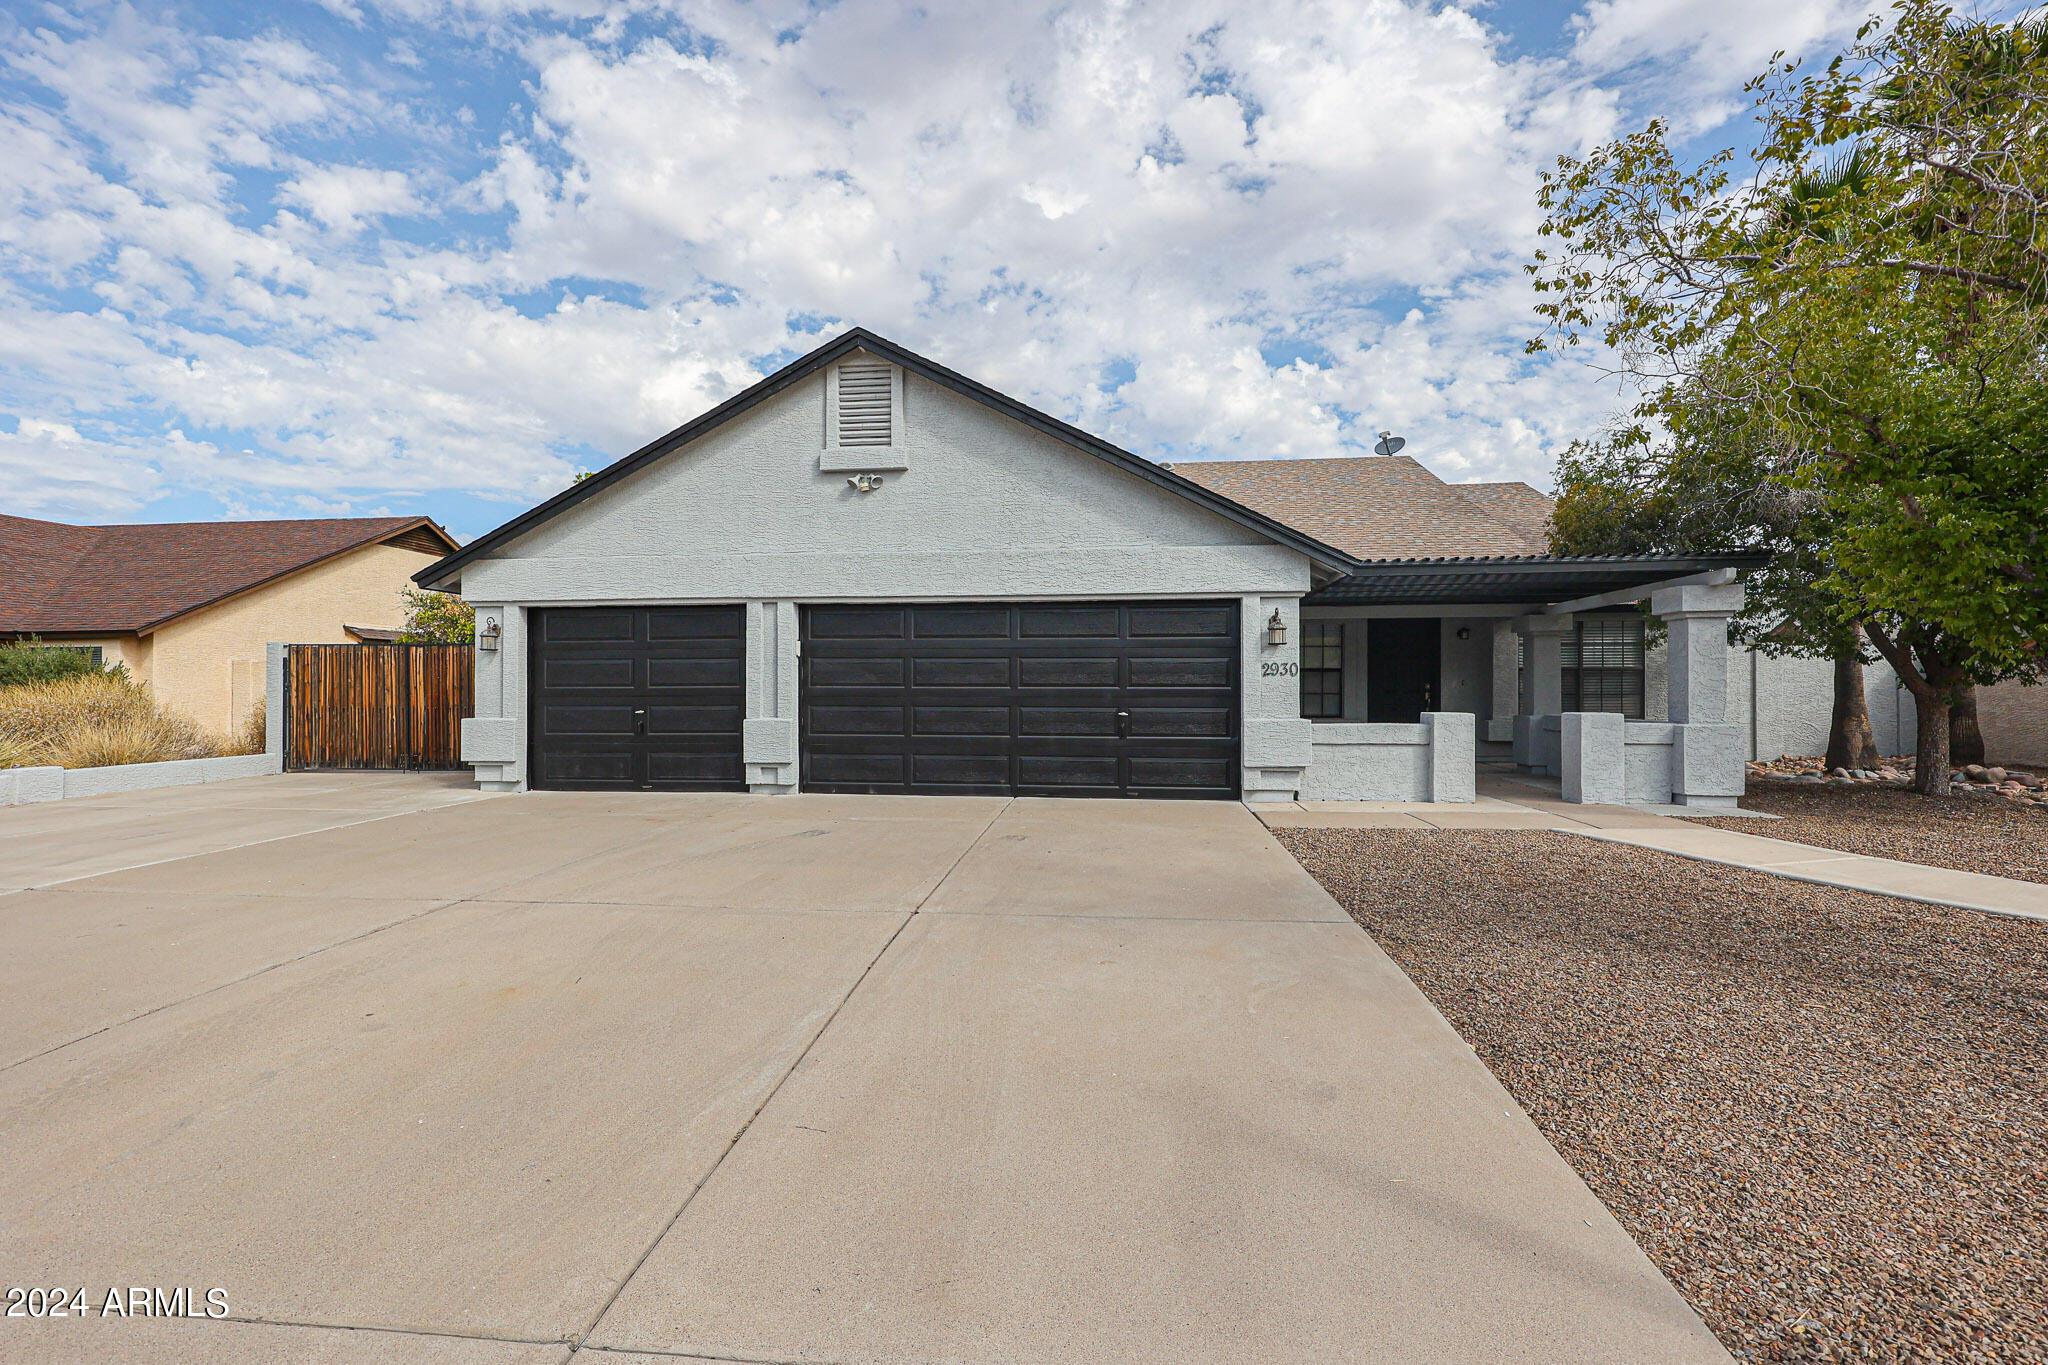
[285,644,473,771]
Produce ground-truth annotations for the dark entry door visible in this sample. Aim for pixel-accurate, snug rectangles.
[800,601,1239,798]
[1366,618,1441,723]
[528,606,745,791]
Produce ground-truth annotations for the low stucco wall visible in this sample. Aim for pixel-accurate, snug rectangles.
[1298,712,1475,803]
[0,752,281,806]
[1979,677,2047,766]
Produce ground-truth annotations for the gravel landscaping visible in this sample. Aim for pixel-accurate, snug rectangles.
[1696,780,2048,886]
[1277,827,2048,1364]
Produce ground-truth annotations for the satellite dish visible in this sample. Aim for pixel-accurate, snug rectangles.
[1374,431,1406,457]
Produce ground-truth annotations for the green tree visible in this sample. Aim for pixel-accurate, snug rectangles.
[1530,0,2048,791]
[398,588,475,644]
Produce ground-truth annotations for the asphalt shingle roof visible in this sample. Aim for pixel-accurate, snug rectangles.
[0,514,456,635]
[1171,455,1552,560]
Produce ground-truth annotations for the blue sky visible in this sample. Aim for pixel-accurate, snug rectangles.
[0,0,1876,541]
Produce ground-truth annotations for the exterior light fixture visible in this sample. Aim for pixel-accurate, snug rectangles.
[477,616,501,652]
[847,474,885,493]
[1266,609,1287,647]
[1455,626,1472,640]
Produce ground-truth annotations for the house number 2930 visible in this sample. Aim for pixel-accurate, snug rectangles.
[1261,661,1298,677]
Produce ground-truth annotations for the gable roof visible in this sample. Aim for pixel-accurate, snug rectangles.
[0,514,458,636]
[1172,456,1553,560]
[414,328,1360,588]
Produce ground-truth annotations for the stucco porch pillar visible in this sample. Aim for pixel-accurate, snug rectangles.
[1649,581,1746,806]
[1513,613,1573,771]
[1649,582,1744,723]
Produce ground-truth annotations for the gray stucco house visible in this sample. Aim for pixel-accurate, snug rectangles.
[416,328,1890,806]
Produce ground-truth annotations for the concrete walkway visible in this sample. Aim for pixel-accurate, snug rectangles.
[1256,773,2048,921]
[0,774,1728,1364]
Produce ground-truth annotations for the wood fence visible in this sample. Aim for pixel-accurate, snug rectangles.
[285,644,473,771]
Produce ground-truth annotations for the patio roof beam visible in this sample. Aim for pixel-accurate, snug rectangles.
[1542,566,1738,616]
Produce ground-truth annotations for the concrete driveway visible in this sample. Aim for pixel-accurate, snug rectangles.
[0,774,1727,1364]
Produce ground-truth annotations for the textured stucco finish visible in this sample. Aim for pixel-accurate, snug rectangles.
[1561,712,1626,804]
[1978,676,2047,766]
[458,361,1316,797]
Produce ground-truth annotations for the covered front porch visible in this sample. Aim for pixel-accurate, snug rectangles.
[1285,554,1769,806]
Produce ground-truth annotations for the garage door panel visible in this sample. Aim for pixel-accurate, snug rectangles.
[1018,755,1120,789]
[1018,605,1120,637]
[802,602,1238,799]
[814,657,907,688]
[914,657,1011,687]
[541,704,637,736]
[1128,604,1235,637]
[915,607,1012,638]
[646,657,744,689]
[1018,657,1120,688]
[809,606,907,639]
[540,657,636,689]
[537,751,636,784]
[542,610,635,643]
[1129,657,1233,688]
[911,754,1011,787]
[810,705,906,736]
[1131,707,1233,737]
[809,752,908,786]
[530,606,745,792]
[1019,707,1118,737]
[647,608,744,641]
[1130,756,1236,790]
[646,705,744,736]
[913,706,1011,736]
[648,751,744,784]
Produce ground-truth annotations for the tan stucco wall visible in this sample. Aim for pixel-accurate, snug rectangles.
[146,542,437,734]
[1980,676,2048,767]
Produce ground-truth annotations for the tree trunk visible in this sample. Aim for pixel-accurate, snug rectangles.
[1862,620,1955,797]
[1948,684,1987,767]
[1825,634,1881,771]
[1914,692,1953,795]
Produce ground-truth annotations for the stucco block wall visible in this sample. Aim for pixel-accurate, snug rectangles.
[1977,676,2046,766]
[148,543,439,734]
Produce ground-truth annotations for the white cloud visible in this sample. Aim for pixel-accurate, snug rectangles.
[0,0,1872,527]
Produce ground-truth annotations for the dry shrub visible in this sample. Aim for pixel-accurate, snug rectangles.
[0,673,231,769]
[225,699,267,757]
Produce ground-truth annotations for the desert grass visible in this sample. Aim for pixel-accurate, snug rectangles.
[0,673,250,769]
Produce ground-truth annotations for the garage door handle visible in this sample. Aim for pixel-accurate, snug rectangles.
[634,708,647,735]
[1116,709,1130,738]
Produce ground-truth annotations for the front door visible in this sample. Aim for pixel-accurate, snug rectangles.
[1366,618,1441,723]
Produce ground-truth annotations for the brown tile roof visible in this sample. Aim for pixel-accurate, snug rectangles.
[0,515,458,636]
[1173,455,1553,560]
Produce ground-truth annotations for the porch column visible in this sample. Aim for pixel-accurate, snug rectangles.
[1513,613,1573,770]
[1650,582,1746,807]
[1649,583,1744,724]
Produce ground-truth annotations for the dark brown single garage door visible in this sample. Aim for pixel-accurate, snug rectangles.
[529,606,745,791]
[800,601,1239,799]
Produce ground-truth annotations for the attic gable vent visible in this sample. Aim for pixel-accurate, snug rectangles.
[820,353,908,473]
[836,359,894,445]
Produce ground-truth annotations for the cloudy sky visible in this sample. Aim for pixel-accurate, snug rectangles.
[1,0,1873,539]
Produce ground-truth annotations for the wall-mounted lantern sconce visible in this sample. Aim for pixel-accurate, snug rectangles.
[478,616,501,652]
[847,473,885,494]
[1266,609,1287,648]
[1455,626,1472,641]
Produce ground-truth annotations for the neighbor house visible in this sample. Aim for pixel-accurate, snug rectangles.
[0,514,458,735]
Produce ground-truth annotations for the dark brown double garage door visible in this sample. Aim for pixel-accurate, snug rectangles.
[529,600,1239,798]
